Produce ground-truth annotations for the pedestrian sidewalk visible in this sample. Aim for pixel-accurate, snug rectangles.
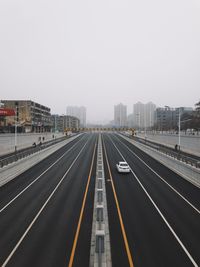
[0,134,80,187]
[0,132,65,156]
[136,133,200,157]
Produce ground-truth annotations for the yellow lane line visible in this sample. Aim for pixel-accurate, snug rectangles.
[102,136,134,267]
[68,140,97,267]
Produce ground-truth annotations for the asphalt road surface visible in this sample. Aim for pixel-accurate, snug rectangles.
[0,133,97,267]
[0,133,199,267]
[102,133,200,267]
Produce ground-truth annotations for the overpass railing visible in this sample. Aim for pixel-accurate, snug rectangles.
[0,136,67,169]
[126,135,200,169]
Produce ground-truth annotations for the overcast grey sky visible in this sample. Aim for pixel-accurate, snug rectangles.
[0,0,200,123]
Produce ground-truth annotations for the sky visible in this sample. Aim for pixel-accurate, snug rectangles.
[0,0,200,124]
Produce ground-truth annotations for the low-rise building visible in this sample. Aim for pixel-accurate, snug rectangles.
[51,114,80,132]
[155,106,193,131]
[0,100,51,133]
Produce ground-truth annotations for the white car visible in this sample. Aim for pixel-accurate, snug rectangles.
[116,161,130,173]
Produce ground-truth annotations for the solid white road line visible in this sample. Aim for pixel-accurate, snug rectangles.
[107,135,198,267]
[2,137,90,267]
[115,134,200,215]
[0,136,85,214]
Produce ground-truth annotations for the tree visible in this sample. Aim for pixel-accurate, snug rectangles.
[180,112,193,131]
[195,100,200,112]
[193,100,200,131]
[180,101,200,132]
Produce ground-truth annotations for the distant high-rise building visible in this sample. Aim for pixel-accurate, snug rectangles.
[66,106,86,127]
[145,102,156,128]
[133,102,156,129]
[79,106,86,127]
[155,106,193,131]
[114,103,127,127]
[133,102,145,129]
[127,113,134,128]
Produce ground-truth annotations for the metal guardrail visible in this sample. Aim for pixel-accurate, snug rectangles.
[0,136,67,168]
[126,135,200,169]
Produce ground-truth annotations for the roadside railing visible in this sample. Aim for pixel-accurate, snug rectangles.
[124,134,200,169]
[0,136,67,168]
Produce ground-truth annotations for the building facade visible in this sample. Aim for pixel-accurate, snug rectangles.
[145,102,157,128]
[133,102,156,129]
[127,113,134,128]
[66,106,86,127]
[114,103,127,127]
[0,100,51,133]
[51,115,80,132]
[133,102,145,129]
[155,106,193,131]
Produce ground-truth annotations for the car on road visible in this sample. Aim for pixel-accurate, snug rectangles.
[116,161,131,173]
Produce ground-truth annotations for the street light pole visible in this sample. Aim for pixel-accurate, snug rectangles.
[178,112,192,151]
[63,115,65,134]
[144,110,147,140]
[137,112,140,132]
[14,103,18,152]
[55,115,57,133]
[14,120,17,152]
[139,111,141,132]
[135,113,140,133]
[178,109,181,150]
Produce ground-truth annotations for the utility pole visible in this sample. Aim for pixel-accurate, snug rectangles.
[144,110,147,140]
[178,108,181,151]
[14,102,19,152]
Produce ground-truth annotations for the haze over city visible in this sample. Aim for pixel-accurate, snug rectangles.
[0,0,200,123]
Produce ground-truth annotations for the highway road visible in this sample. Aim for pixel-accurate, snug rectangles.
[102,133,200,267]
[0,133,199,267]
[0,133,98,267]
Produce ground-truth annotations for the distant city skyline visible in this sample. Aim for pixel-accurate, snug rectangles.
[0,98,196,125]
[66,106,86,127]
[0,0,199,124]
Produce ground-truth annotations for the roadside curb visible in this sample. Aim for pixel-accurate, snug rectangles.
[0,134,81,187]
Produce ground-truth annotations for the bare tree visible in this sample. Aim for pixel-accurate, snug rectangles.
[195,100,200,112]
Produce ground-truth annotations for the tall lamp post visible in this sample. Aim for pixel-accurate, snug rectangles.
[54,115,57,133]
[14,102,19,152]
[136,112,140,133]
[177,108,191,151]
[178,108,181,150]
[144,110,147,140]
[62,114,65,134]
